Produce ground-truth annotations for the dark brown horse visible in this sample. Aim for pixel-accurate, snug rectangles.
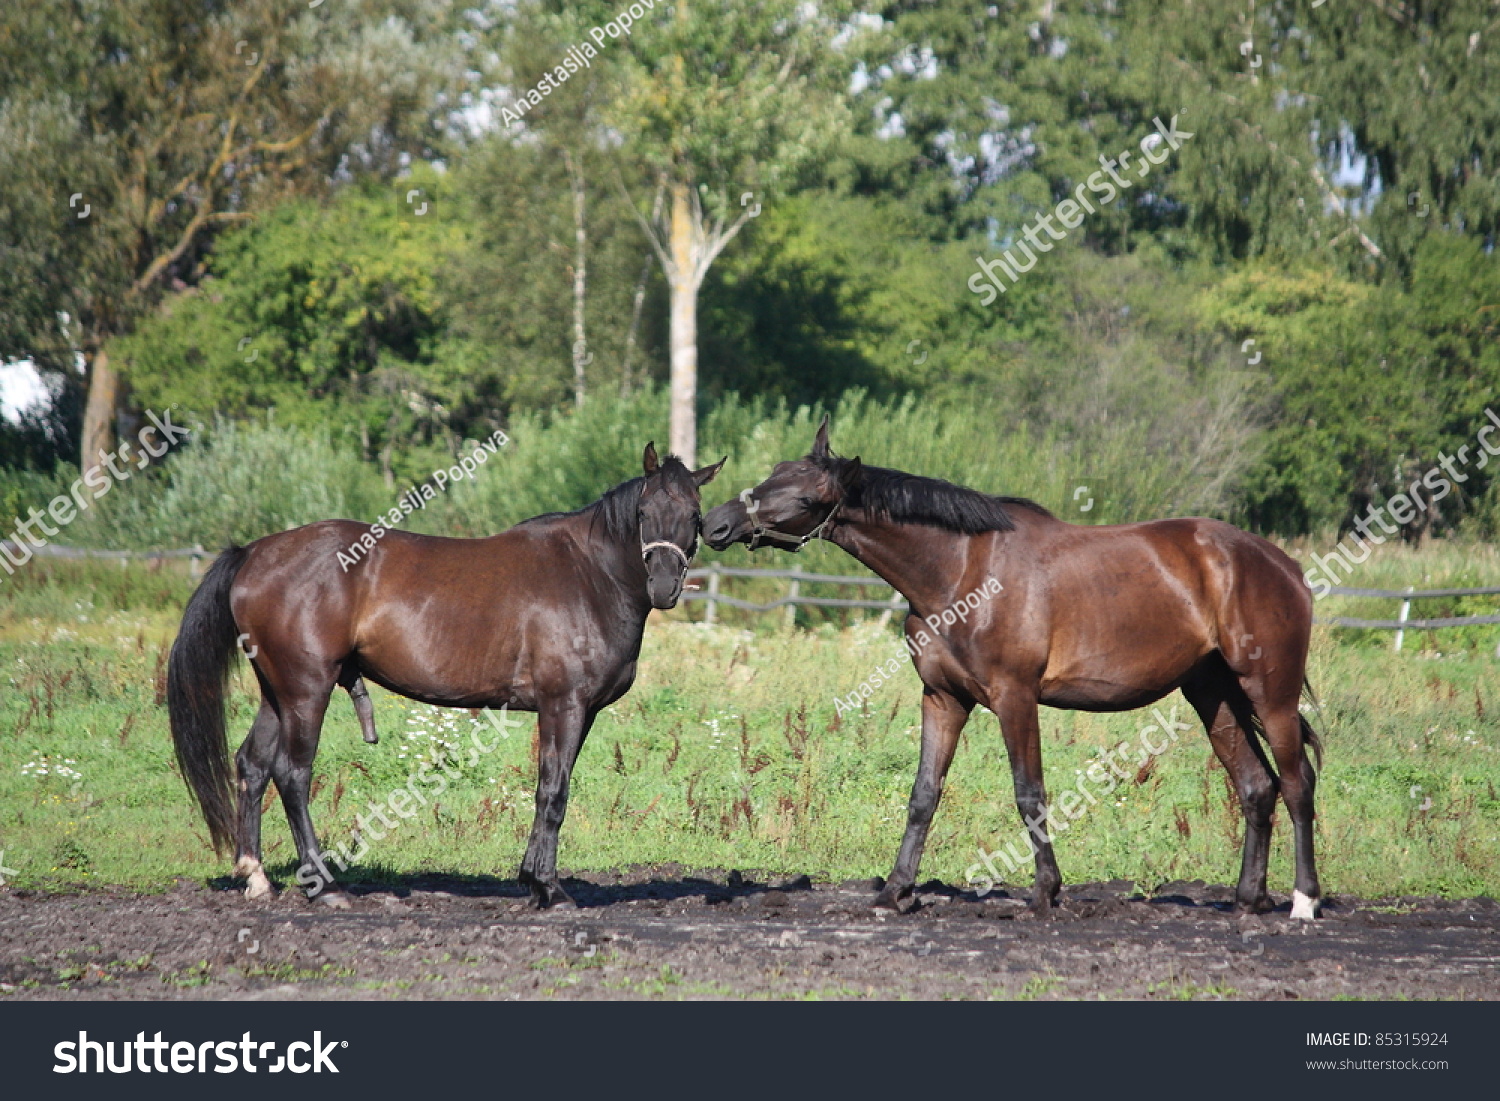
[704,419,1323,919]
[169,444,723,908]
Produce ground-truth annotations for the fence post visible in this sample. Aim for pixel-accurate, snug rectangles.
[1393,586,1414,652]
[785,573,800,630]
[704,563,720,626]
[189,545,205,579]
[877,588,905,629]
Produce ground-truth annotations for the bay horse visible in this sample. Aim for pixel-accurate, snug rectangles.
[703,418,1323,919]
[169,444,723,908]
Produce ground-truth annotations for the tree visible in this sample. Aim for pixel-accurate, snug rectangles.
[489,3,634,410]
[607,0,854,464]
[1198,234,1500,535]
[443,134,668,414]
[0,0,462,467]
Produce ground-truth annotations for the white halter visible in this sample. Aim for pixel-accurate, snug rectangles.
[641,536,696,575]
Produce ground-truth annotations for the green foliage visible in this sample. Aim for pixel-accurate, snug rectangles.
[442,139,666,408]
[1199,234,1500,533]
[8,0,1500,543]
[115,168,476,485]
[1304,0,1500,274]
[68,416,387,550]
[0,0,467,471]
[605,0,855,209]
[0,465,77,539]
[700,189,1057,405]
[6,371,1256,555]
[434,377,1258,553]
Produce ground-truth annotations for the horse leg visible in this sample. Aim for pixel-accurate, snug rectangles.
[270,689,349,908]
[993,689,1061,914]
[1263,704,1320,919]
[1181,672,1277,913]
[232,701,280,900]
[874,688,971,910]
[337,662,378,744]
[519,697,595,908]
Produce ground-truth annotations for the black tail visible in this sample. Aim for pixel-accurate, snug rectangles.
[167,545,251,854]
[1300,677,1325,772]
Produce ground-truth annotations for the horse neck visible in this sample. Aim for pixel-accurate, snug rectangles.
[573,507,652,616]
[829,511,977,611]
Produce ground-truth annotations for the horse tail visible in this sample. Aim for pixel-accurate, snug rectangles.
[168,544,251,854]
[1300,677,1325,772]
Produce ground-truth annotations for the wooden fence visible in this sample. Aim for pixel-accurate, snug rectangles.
[684,565,1500,652]
[3,541,208,576]
[12,548,1499,653]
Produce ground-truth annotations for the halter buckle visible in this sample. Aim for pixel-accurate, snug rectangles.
[739,487,839,552]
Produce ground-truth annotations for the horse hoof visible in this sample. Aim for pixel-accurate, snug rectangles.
[1234,895,1273,915]
[873,887,915,913]
[235,856,274,900]
[1290,890,1319,921]
[1028,891,1060,918]
[316,890,353,910]
[531,884,577,910]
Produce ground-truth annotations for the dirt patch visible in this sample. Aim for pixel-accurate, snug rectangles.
[2,871,1496,1000]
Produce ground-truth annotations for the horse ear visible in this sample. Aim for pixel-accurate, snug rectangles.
[811,414,831,459]
[642,442,659,474]
[838,456,863,491]
[692,456,727,487]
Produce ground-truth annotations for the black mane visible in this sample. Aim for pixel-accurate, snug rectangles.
[522,455,695,543]
[813,456,1051,534]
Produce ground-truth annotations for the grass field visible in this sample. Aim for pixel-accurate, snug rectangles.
[0,544,1496,903]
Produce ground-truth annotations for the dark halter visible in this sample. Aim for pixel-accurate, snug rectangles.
[739,487,840,551]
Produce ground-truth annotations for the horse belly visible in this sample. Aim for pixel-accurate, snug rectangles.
[1037,618,1208,711]
[360,650,537,710]
[1038,676,1182,712]
[355,609,537,709]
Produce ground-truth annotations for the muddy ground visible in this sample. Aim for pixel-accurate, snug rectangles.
[1,871,1496,1000]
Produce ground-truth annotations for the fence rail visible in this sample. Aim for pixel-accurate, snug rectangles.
[684,566,1500,650]
[11,552,1499,650]
[2,541,207,575]
[1321,584,1500,650]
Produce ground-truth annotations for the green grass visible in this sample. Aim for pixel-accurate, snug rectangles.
[0,552,1496,901]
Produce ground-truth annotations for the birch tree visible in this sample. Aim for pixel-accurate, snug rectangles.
[609,0,852,464]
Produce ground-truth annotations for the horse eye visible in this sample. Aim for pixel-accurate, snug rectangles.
[798,497,817,508]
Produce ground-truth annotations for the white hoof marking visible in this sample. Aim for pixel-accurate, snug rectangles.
[235,856,274,900]
[1291,889,1319,920]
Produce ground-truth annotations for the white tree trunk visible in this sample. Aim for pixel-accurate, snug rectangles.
[81,346,120,468]
[625,173,753,468]
[565,150,588,408]
[668,181,699,466]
